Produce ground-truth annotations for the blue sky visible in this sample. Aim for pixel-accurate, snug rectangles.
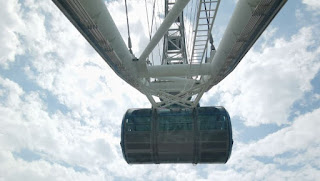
[0,0,320,180]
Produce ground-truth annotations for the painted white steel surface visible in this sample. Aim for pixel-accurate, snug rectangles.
[54,0,286,108]
[209,0,260,78]
[85,0,149,77]
[148,63,212,77]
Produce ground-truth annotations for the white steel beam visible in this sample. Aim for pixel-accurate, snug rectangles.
[54,0,150,85]
[156,77,196,83]
[78,0,134,66]
[209,0,287,80]
[209,0,260,76]
[150,81,194,91]
[148,63,212,77]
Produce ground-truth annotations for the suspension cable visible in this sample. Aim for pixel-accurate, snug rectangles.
[156,0,163,65]
[124,0,133,54]
[144,0,153,65]
[150,0,157,65]
[150,0,156,36]
[145,0,151,40]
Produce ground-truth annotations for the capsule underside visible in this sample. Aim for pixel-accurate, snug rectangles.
[120,107,233,164]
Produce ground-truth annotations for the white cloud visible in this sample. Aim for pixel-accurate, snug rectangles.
[10,0,150,128]
[203,163,320,181]
[0,0,152,178]
[236,108,320,158]
[314,94,320,100]
[203,26,320,126]
[302,0,320,13]
[198,108,320,181]
[0,0,24,68]
[0,76,119,178]
[274,145,320,168]
[0,150,109,181]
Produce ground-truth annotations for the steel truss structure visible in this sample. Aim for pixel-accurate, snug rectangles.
[162,0,187,65]
[53,0,287,108]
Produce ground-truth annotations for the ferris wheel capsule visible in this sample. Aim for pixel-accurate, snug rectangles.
[120,107,233,164]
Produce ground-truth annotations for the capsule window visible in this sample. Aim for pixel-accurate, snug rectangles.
[219,115,226,122]
[158,115,192,131]
[126,117,151,132]
[126,124,134,132]
[199,115,227,130]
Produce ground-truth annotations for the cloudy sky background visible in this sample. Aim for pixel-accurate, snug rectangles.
[0,0,320,180]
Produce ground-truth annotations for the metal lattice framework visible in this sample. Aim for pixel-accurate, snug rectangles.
[162,0,188,65]
[53,0,287,108]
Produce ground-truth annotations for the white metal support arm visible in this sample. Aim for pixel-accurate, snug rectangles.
[53,0,287,108]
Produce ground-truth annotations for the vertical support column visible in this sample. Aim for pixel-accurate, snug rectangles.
[152,109,159,164]
[139,0,191,62]
[162,0,188,65]
[193,108,199,164]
